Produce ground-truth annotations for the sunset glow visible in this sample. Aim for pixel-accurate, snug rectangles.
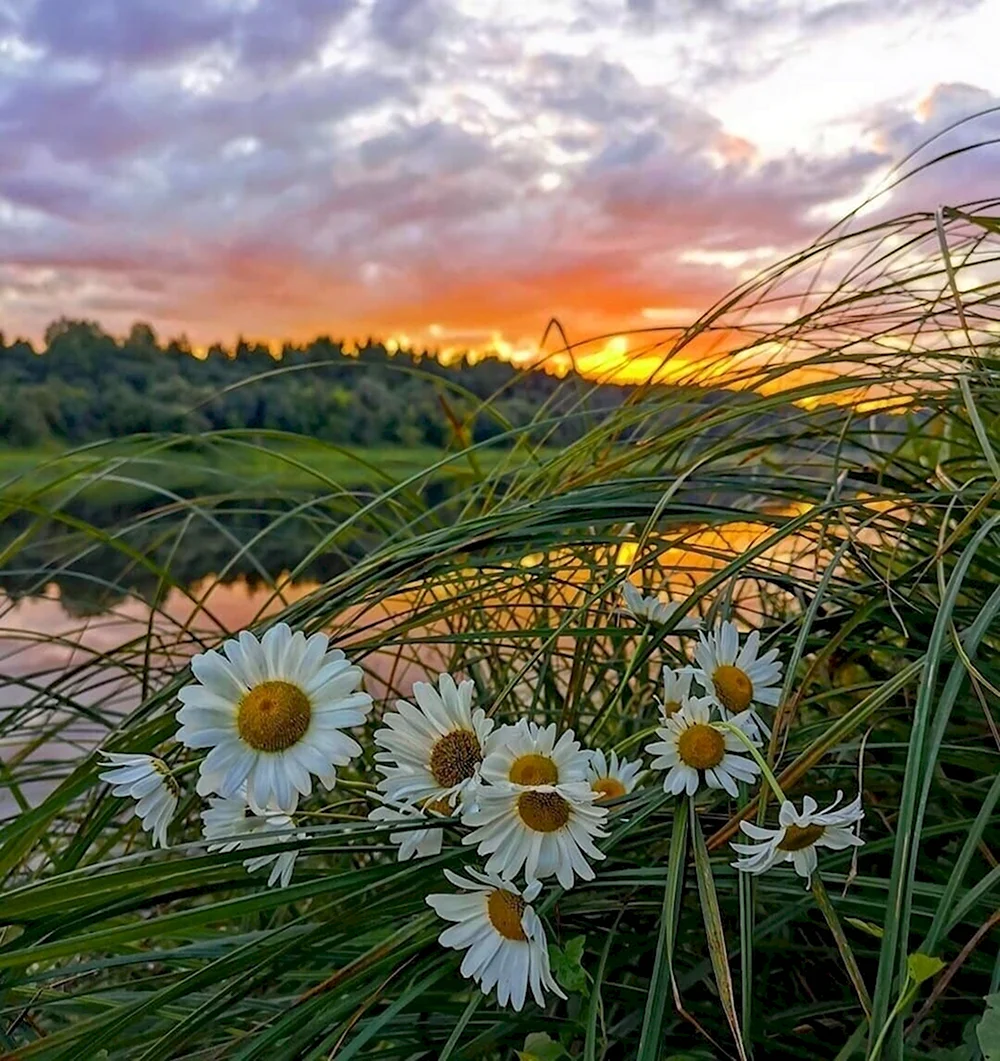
[1,0,998,382]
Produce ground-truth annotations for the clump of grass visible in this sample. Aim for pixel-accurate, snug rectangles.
[1,176,1000,1060]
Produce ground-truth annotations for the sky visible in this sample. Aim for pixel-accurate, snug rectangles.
[1,0,999,368]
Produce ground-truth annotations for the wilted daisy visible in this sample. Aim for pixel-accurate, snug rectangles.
[480,719,590,789]
[693,621,783,739]
[98,752,179,848]
[621,582,700,630]
[177,623,372,813]
[202,795,305,888]
[368,796,453,862]
[731,791,864,887]
[375,673,493,809]
[646,696,760,797]
[587,748,643,801]
[462,784,607,890]
[660,667,694,720]
[426,868,566,1010]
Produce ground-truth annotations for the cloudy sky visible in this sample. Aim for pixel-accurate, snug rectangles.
[0,0,998,363]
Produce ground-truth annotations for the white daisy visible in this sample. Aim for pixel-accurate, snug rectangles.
[730,791,865,888]
[645,696,760,798]
[374,673,493,808]
[426,867,566,1011]
[98,752,179,848]
[202,795,306,888]
[368,795,453,862]
[462,784,607,890]
[177,622,372,813]
[586,748,643,802]
[480,719,590,789]
[692,621,783,740]
[621,582,701,630]
[660,667,694,721]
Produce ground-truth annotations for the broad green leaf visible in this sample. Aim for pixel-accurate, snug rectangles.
[977,994,1000,1061]
[517,1031,567,1061]
[907,952,946,985]
[550,934,589,994]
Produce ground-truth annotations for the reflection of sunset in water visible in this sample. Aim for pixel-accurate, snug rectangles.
[0,498,909,810]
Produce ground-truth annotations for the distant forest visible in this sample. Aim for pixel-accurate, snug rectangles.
[0,318,643,448]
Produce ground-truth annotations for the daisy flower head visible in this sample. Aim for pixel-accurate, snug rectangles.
[693,621,783,740]
[731,791,864,888]
[98,752,179,848]
[646,696,760,798]
[480,719,589,789]
[587,748,643,802]
[177,623,372,813]
[202,794,306,888]
[426,868,566,1011]
[368,795,453,862]
[621,582,701,631]
[461,780,608,890]
[660,666,694,721]
[374,673,493,809]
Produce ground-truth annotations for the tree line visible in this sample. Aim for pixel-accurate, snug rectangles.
[0,319,637,448]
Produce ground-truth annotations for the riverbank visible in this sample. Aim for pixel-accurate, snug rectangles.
[0,437,539,504]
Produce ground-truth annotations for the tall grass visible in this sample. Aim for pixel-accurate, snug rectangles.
[1,172,999,1059]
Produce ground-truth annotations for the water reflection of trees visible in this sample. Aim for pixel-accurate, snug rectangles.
[0,477,800,619]
[0,495,405,616]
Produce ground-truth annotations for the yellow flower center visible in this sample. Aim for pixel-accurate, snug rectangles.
[676,723,725,770]
[661,700,682,718]
[429,730,482,788]
[508,753,559,786]
[422,797,454,817]
[517,790,571,832]
[777,823,826,851]
[237,681,311,752]
[713,664,753,712]
[486,888,527,941]
[592,777,627,801]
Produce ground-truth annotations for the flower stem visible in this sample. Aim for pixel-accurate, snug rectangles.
[868,994,907,1061]
[811,875,872,1021]
[718,722,786,803]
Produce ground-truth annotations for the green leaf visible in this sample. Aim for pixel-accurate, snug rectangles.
[550,934,589,994]
[977,994,1000,1061]
[636,798,689,1061]
[846,917,884,939]
[906,952,946,985]
[517,1031,567,1061]
[690,800,748,1061]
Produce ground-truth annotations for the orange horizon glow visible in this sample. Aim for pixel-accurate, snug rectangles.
[176,320,941,411]
[153,319,948,414]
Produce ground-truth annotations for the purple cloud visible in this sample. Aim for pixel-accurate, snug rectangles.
[369,0,446,51]
[235,0,356,71]
[24,0,232,66]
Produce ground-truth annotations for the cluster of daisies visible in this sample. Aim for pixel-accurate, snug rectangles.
[96,585,864,1012]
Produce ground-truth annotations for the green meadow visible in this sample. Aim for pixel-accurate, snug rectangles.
[0,439,515,497]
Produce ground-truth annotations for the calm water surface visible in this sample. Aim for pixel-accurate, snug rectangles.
[0,513,824,814]
[0,577,452,814]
